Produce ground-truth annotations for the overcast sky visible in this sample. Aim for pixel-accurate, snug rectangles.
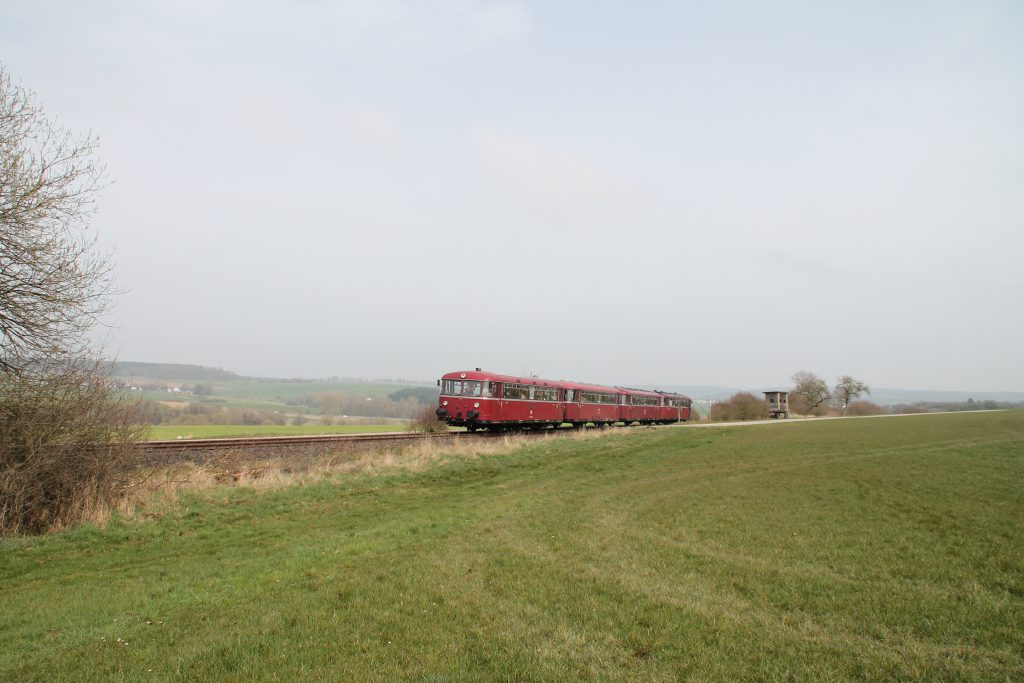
[3,1,1022,390]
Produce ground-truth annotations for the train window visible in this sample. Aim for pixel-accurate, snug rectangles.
[482,382,493,397]
[442,380,463,396]
[566,389,574,401]
[504,383,531,400]
[463,381,483,397]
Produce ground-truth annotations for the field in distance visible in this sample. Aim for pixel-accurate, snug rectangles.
[131,380,426,413]
[115,362,439,429]
[145,423,412,440]
[2,411,1022,680]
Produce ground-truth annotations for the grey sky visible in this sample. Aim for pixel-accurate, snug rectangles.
[3,1,1022,390]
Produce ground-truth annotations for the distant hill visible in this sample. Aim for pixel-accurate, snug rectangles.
[863,388,1024,406]
[659,384,1024,405]
[110,361,237,381]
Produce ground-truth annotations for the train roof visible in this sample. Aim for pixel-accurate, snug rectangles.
[439,370,690,399]
[441,370,620,393]
[440,370,564,387]
[618,386,692,400]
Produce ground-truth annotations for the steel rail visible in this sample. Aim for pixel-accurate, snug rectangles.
[143,430,472,451]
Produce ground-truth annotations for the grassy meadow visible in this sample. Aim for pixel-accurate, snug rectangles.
[205,380,414,403]
[2,411,1022,680]
[129,376,428,419]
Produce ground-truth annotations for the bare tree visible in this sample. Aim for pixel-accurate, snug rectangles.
[791,371,830,414]
[1,65,140,534]
[834,375,870,410]
[1,65,111,376]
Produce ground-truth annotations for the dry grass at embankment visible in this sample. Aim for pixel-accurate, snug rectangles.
[125,428,635,516]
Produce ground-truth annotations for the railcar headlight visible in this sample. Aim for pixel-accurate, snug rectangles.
[442,400,448,406]
[474,402,480,408]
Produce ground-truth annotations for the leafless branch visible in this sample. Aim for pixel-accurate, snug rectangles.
[1,65,112,377]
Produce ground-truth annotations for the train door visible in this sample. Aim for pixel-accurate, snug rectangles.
[492,383,503,423]
[564,388,576,423]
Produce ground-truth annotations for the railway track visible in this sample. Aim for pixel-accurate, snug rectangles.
[139,430,481,467]
[143,430,472,452]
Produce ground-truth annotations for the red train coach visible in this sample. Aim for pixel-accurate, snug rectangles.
[435,369,691,431]
[620,387,693,425]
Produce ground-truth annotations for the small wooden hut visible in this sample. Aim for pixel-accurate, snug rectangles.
[764,391,789,419]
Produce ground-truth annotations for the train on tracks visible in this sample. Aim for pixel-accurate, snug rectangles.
[435,369,691,431]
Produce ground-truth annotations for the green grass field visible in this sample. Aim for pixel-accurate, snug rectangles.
[140,392,313,413]
[135,379,423,415]
[145,423,411,440]
[2,412,1022,680]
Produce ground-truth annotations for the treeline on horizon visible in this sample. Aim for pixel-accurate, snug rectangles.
[891,399,1021,413]
[108,361,237,381]
[709,395,1022,422]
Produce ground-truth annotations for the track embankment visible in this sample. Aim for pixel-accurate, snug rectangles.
[141,431,472,466]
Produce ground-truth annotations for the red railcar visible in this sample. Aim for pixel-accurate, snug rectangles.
[436,370,565,431]
[619,387,693,425]
[562,381,622,427]
[435,370,691,431]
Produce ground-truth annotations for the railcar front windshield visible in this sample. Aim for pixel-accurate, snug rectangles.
[441,379,490,397]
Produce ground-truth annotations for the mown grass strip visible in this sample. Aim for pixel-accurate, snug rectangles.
[2,411,1022,681]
